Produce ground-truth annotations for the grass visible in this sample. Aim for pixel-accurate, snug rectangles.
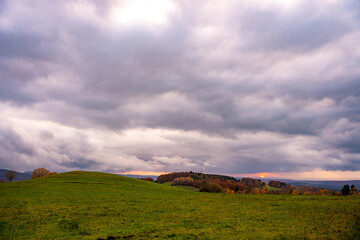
[163,181,198,191]
[0,171,359,239]
[268,185,282,191]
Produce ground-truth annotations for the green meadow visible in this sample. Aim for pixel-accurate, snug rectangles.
[0,171,359,239]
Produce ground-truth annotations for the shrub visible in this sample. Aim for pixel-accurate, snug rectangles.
[250,187,261,194]
[225,188,234,194]
[319,189,328,196]
[31,168,50,178]
[199,182,224,193]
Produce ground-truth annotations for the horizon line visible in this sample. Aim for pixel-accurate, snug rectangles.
[116,170,360,181]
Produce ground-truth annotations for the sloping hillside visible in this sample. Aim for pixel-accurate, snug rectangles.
[0,171,359,239]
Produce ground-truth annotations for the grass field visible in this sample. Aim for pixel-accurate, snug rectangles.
[0,171,359,239]
[163,181,198,192]
[268,186,281,191]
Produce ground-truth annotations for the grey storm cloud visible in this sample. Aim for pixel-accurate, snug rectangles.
[1,0,360,176]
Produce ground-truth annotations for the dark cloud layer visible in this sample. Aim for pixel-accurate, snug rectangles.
[1,0,360,177]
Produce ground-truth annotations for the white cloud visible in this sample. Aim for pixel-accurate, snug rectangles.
[109,0,177,30]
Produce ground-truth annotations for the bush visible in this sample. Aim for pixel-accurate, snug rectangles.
[225,188,234,194]
[250,187,261,194]
[199,182,224,193]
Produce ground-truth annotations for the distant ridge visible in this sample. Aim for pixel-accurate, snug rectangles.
[0,169,32,181]
[260,178,360,191]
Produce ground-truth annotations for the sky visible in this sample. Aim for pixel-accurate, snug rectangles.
[1,0,360,180]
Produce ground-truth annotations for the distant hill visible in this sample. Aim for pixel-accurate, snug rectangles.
[0,169,32,181]
[261,179,360,191]
[284,180,360,191]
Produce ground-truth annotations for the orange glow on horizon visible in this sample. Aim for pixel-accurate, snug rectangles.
[229,169,360,180]
[116,169,360,180]
[230,172,279,179]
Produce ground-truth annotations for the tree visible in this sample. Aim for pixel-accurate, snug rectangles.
[341,184,350,196]
[172,177,194,186]
[31,168,50,178]
[4,171,17,182]
[350,185,358,195]
[292,187,300,195]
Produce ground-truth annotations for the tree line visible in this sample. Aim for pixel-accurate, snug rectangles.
[154,172,360,196]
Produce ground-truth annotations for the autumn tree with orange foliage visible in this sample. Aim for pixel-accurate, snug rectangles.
[172,177,194,186]
[318,189,328,196]
[350,185,358,195]
[219,180,247,193]
[31,168,50,178]
[292,187,300,195]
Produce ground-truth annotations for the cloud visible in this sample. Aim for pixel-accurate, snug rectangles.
[0,0,360,177]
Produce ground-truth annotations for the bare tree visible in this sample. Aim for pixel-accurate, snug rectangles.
[4,171,17,182]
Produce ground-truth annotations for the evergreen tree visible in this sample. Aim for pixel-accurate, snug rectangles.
[341,184,350,195]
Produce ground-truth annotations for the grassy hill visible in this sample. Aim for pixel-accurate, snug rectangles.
[0,171,359,239]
